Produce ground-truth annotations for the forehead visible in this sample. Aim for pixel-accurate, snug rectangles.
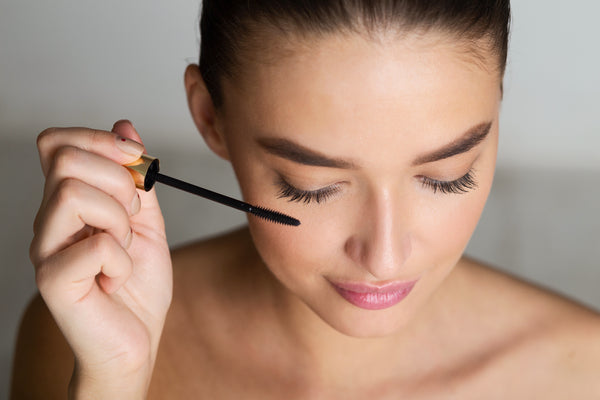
[220,32,501,165]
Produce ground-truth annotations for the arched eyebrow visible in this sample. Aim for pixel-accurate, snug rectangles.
[256,121,493,169]
[411,121,493,166]
[256,137,358,169]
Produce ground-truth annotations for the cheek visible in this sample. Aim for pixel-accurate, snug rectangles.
[417,163,494,269]
[230,147,344,289]
[247,204,344,294]
[426,197,484,255]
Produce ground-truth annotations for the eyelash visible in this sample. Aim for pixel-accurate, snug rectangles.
[277,178,341,204]
[277,169,478,204]
[419,168,478,194]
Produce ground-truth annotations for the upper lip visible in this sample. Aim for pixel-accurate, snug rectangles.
[329,278,419,294]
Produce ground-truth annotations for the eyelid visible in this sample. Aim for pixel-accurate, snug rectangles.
[276,164,478,203]
[276,176,342,204]
[419,168,478,194]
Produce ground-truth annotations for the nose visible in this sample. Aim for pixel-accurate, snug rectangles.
[344,188,412,280]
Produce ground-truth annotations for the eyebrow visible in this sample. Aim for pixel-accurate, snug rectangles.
[256,121,493,169]
[256,137,358,169]
[411,121,493,166]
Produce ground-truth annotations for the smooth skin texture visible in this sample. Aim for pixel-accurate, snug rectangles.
[215,33,500,340]
[12,32,600,399]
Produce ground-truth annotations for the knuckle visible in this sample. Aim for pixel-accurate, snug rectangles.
[29,235,41,266]
[34,259,54,294]
[88,232,117,259]
[86,128,108,150]
[51,146,81,177]
[52,178,82,209]
[37,127,58,152]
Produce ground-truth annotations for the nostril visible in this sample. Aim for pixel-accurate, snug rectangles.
[344,236,369,265]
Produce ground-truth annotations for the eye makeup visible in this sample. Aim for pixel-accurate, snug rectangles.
[276,176,342,204]
[419,168,478,194]
[276,167,478,205]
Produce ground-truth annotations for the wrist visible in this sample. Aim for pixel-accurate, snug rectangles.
[68,361,153,400]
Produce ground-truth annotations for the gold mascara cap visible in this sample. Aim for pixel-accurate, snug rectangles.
[124,154,159,191]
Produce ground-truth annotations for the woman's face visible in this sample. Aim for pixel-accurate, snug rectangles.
[211,32,501,337]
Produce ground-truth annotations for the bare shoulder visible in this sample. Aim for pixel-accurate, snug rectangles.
[169,226,258,296]
[456,256,600,396]
[458,256,600,316]
[10,293,73,399]
[170,226,255,270]
[164,226,256,330]
[165,226,258,330]
[149,226,260,398]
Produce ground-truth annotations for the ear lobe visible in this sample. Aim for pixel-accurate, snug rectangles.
[184,64,230,160]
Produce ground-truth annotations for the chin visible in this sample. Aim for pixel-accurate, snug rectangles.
[339,322,406,339]
[308,296,421,339]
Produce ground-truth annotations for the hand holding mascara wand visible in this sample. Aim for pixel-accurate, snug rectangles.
[125,155,300,227]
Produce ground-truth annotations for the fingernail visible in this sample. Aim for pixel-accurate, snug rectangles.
[124,227,133,249]
[130,192,141,215]
[114,119,131,127]
[116,136,144,157]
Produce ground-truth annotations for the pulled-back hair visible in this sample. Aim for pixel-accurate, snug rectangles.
[199,0,511,108]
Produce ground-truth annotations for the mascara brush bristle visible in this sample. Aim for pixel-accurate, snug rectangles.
[249,206,301,226]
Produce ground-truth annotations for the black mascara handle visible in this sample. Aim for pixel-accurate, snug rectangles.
[155,173,250,213]
[124,155,249,209]
[124,155,301,226]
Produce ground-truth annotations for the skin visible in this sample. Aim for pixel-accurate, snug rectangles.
[11,31,600,399]
[213,32,500,340]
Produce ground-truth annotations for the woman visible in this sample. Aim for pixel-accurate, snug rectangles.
[11,0,600,398]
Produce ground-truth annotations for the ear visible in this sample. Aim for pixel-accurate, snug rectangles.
[184,64,230,160]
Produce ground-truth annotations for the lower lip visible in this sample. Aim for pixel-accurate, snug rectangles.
[330,280,418,310]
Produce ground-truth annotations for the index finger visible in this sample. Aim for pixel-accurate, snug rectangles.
[36,127,145,177]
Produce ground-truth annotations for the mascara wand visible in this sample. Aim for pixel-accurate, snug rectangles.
[125,155,300,227]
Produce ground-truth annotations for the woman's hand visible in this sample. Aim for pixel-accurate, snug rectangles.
[29,120,173,398]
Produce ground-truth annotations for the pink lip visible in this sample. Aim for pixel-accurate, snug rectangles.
[329,279,418,310]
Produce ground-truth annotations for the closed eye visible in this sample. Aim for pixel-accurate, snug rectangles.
[419,168,478,194]
[276,169,478,205]
[276,177,341,204]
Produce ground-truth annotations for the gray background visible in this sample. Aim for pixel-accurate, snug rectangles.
[1,0,599,397]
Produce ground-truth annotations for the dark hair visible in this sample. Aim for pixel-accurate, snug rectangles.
[199,0,511,108]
